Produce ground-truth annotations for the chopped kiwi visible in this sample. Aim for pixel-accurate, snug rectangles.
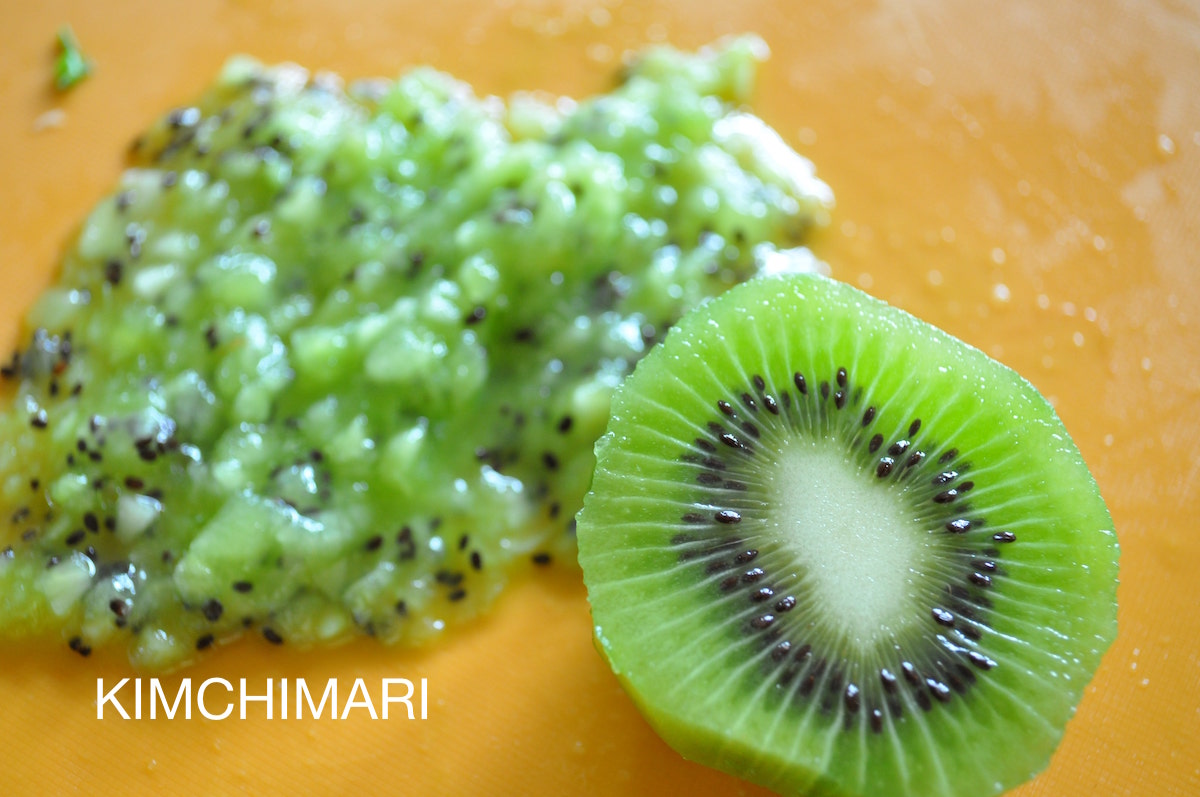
[0,39,832,668]
[576,270,1119,797]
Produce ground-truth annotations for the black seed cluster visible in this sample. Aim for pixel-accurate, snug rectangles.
[670,368,1017,732]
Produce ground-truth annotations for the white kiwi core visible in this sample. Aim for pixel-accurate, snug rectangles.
[766,436,933,652]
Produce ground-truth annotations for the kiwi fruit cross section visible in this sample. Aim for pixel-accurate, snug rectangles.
[576,271,1119,797]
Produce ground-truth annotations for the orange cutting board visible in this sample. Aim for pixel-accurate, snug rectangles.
[1,1,1197,794]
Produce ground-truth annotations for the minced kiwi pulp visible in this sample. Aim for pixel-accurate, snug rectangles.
[0,37,830,668]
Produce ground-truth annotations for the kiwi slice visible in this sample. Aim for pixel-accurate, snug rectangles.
[576,271,1118,797]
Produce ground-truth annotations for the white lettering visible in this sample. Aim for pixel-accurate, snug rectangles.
[239,678,273,720]
[340,677,378,719]
[381,678,414,719]
[197,678,234,720]
[150,679,192,720]
[295,679,337,719]
[95,676,428,721]
[97,678,131,720]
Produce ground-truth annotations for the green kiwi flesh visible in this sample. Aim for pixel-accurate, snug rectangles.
[576,271,1119,797]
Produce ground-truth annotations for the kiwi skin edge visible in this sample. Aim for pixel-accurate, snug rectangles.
[576,270,1119,797]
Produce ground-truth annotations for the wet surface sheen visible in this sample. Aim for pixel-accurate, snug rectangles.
[1,1,1197,795]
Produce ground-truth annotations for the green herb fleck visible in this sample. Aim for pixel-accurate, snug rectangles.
[54,26,92,91]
